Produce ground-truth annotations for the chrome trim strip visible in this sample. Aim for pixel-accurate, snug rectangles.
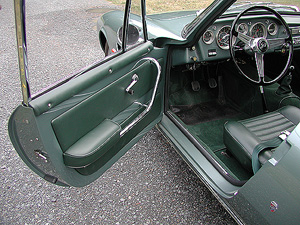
[14,0,30,106]
[120,57,161,137]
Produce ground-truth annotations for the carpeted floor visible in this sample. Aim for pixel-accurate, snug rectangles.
[174,101,241,125]
[173,101,252,180]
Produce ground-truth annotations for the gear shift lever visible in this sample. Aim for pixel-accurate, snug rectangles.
[276,65,294,95]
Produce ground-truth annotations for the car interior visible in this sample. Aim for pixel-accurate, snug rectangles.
[166,9,300,183]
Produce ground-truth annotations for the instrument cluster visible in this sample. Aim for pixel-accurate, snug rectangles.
[202,19,280,50]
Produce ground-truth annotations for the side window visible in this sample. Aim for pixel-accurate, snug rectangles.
[26,1,127,94]
[116,0,145,53]
[127,0,145,48]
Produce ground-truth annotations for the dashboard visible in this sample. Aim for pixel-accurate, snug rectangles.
[172,14,300,66]
[203,19,281,50]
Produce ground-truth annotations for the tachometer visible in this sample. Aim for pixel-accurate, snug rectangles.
[250,22,267,38]
[216,25,231,50]
[202,30,214,45]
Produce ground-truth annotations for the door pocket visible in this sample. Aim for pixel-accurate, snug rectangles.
[63,119,121,168]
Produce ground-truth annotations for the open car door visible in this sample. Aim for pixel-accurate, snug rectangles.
[8,0,166,187]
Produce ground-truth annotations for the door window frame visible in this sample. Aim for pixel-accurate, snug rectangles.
[14,0,149,104]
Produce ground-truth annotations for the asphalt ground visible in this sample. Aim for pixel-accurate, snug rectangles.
[0,0,236,224]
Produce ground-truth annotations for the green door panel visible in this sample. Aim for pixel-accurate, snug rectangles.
[9,43,167,187]
[30,42,154,116]
[51,60,158,152]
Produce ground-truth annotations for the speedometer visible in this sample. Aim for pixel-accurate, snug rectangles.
[250,22,267,38]
[216,25,231,50]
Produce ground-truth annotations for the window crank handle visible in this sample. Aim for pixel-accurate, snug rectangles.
[126,74,139,95]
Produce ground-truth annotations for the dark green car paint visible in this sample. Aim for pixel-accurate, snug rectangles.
[227,128,300,224]
[8,105,69,186]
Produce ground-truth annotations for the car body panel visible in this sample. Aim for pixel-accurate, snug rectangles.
[227,126,300,224]
[97,10,188,53]
[158,114,240,197]
[8,105,69,186]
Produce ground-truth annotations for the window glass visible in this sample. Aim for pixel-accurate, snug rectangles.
[112,0,144,51]
[145,0,215,40]
[131,0,142,15]
[127,0,144,48]
[146,0,214,14]
[26,0,125,94]
[236,0,300,9]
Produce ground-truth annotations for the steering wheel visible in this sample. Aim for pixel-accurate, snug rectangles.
[229,6,293,85]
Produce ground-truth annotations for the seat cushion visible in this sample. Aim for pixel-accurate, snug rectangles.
[224,106,300,172]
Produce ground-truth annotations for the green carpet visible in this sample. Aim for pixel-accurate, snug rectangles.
[173,103,252,181]
[186,115,252,181]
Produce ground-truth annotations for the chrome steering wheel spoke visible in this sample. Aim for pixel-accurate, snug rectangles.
[237,32,254,47]
[255,53,264,83]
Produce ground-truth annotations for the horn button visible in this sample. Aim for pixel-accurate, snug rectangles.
[254,38,269,53]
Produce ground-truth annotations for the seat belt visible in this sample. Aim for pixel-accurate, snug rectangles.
[252,130,290,174]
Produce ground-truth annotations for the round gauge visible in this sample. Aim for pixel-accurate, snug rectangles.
[237,23,248,34]
[216,25,231,50]
[250,22,267,38]
[203,30,214,45]
[268,22,278,36]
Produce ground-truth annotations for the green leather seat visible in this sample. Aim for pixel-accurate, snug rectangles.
[223,106,300,172]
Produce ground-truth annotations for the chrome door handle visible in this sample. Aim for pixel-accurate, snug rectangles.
[126,74,139,95]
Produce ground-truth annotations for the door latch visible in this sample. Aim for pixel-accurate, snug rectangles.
[34,149,48,162]
[126,74,139,95]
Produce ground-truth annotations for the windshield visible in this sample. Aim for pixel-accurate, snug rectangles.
[233,0,300,12]
[142,0,300,40]
[140,0,300,14]
[179,0,300,39]
[144,0,214,14]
